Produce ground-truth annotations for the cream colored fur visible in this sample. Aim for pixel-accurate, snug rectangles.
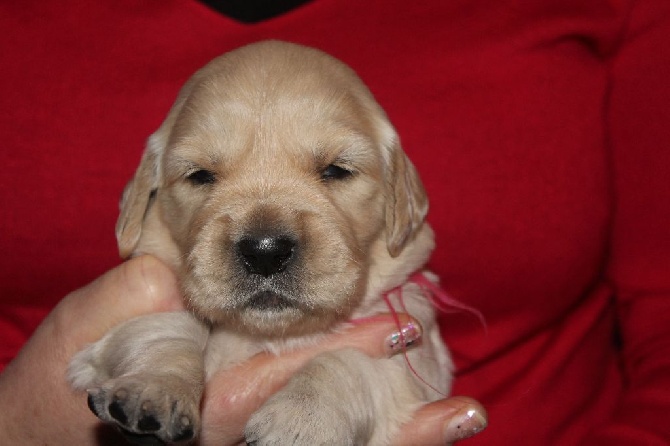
[69,40,451,445]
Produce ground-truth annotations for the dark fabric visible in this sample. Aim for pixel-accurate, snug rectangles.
[198,0,313,23]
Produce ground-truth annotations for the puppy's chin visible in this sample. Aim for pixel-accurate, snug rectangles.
[186,287,353,338]
[203,306,344,339]
[244,290,296,312]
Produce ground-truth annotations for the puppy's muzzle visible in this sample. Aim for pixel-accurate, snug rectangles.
[237,235,296,277]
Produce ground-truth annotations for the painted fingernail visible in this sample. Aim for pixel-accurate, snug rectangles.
[443,406,487,442]
[384,321,422,356]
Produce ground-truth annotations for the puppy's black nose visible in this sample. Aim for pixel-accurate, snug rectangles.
[237,236,295,277]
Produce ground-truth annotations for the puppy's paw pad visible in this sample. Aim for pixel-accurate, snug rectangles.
[119,428,167,445]
[86,377,198,444]
[137,414,161,432]
[173,422,195,443]
[109,398,130,425]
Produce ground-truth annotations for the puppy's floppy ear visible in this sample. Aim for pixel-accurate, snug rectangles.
[115,134,163,259]
[115,75,197,259]
[384,138,429,257]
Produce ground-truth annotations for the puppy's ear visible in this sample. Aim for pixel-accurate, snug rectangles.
[385,139,429,257]
[115,135,163,259]
[115,75,196,259]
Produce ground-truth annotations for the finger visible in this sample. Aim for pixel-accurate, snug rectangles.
[199,314,422,444]
[392,396,488,446]
[336,313,423,358]
[51,255,184,346]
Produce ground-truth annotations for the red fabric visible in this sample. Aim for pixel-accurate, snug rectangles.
[2,0,670,443]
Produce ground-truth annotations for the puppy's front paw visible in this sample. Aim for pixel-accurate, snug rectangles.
[244,387,358,446]
[87,375,199,445]
[244,350,388,445]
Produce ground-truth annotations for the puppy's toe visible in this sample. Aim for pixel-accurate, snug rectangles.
[86,376,198,444]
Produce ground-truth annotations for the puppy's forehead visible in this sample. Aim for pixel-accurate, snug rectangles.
[168,42,388,163]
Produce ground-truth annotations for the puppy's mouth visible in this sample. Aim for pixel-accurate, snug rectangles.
[243,290,296,312]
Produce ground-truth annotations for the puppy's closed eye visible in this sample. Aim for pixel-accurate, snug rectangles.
[186,168,216,186]
[321,164,354,181]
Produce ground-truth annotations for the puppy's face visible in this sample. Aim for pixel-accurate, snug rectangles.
[116,41,428,337]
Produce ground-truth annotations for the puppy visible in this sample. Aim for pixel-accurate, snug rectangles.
[69,40,451,445]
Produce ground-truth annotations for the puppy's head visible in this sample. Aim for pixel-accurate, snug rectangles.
[116,41,429,337]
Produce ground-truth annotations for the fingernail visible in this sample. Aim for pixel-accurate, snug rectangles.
[443,406,487,442]
[384,321,422,356]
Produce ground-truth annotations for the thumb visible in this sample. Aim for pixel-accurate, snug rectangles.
[0,258,183,444]
[49,255,184,348]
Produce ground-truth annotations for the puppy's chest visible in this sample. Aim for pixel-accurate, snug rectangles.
[203,326,328,378]
[202,281,432,379]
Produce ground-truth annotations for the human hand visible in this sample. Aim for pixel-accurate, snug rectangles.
[0,255,185,444]
[393,396,488,445]
[197,318,487,445]
[0,255,487,445]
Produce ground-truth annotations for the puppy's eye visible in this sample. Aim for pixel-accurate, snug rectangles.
[186,169,216,186]
[321,164,353,181]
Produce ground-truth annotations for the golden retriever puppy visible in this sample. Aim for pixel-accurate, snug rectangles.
[69,40,451,445]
